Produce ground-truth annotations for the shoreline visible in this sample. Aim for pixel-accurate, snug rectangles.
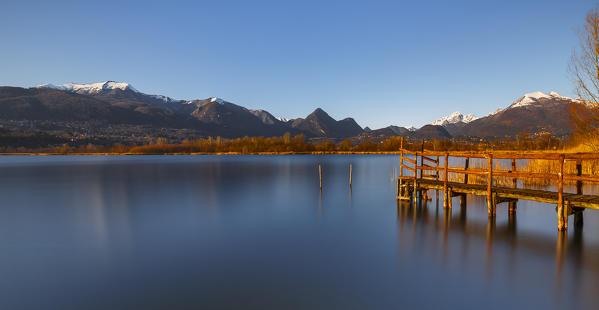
[0,151,408,156]
[0,150,591,156]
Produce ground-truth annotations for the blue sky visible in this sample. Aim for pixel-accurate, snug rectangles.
[0,0,595,128]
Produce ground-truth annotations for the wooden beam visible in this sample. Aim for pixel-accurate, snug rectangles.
[401,155,416,165]
[422,156,439,164]
[564,175,599,183]
[400,163,415,172]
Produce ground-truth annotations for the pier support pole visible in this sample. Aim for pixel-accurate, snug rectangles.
[575,210,584,228]
[398,139,404,199]
[509,158,517,214]
[573,159,584,228]
[487,154,495,218]
[413,152,418,205]
[464,157,469,184]
[509,201,517,214]
[576,159,583,195]
[557,154,567,231]
[443,153,449,208]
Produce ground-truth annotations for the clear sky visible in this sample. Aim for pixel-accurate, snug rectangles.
[0,0,595,128]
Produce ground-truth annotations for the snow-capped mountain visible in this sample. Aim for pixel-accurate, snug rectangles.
[449,90,582,137]
[431,111,477,126]
[406,126,418,132]
[485,91,576,117]
[487,108,504,116]
[36,81,180,103]
[0,81,366,140]
[508,91,572,109]
[36,81,138,94]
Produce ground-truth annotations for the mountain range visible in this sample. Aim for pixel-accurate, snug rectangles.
[0,81,588,147]
[429,91,582,138]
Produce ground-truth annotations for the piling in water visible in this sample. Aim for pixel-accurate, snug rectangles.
[349,164,353,188]
[319,164,322,190]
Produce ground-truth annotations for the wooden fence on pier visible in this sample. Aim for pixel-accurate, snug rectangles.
[396,148,599,231]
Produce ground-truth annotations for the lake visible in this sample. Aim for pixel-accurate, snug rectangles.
[0,155,598,309]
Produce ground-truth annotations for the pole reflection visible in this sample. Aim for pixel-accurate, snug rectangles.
[395,193,592,292]
[485,216,496,278]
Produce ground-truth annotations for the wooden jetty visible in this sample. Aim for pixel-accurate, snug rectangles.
[396,147,599,231]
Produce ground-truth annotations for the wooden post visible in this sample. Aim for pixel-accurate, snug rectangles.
[399,139,404,199]
[420,139,425,200]
[400,136,403,152]
[557,154,566,230]
[413,152,418,204]
[574,159,584,227]
[349,164,353,188]
[443,153,449,208]
[487,154,495,217]
[399,162,404,198]
[576,159,583,195]
[319,164,322,190]
[420,138,424,180]
[509,158,517,213]
[435,155,440,206]
[436,156,440,181]
[464,157,469,184]
[511,158,517,188]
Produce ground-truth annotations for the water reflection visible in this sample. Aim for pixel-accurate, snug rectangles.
[395,190,599,302]
[1,155,598,309]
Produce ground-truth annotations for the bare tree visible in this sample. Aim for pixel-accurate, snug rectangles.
[569,6,599,150]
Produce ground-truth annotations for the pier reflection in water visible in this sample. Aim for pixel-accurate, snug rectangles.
[396,190,594,306]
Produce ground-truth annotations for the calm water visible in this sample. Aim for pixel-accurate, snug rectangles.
[0,155,598,309]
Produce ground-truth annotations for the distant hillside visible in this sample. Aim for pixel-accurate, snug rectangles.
[0,82,589,149]
[425,91,585,138]
[409,125,452,140]
[291,108,363,139]
[453,92,581,137]
[0,82,363,144]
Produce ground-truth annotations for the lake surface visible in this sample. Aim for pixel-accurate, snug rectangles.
[0,155,598,309]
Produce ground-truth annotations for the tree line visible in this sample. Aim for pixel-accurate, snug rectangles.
[0,131,566,154]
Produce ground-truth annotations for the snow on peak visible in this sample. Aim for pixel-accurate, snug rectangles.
[462,114,477,123]
[509,91,572,108]
[485,91,575,117]
[36,81,138,94]
[407,126,417,132]
[431,111,477,126]
[276,116,289,122]
[35,83,66,90]
[487,108,504,116]
[209,97,225,104]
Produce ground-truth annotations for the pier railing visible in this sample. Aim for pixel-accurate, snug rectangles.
[397,149,599,230]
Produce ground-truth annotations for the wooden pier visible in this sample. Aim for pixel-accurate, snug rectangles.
[396,147,599,231]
